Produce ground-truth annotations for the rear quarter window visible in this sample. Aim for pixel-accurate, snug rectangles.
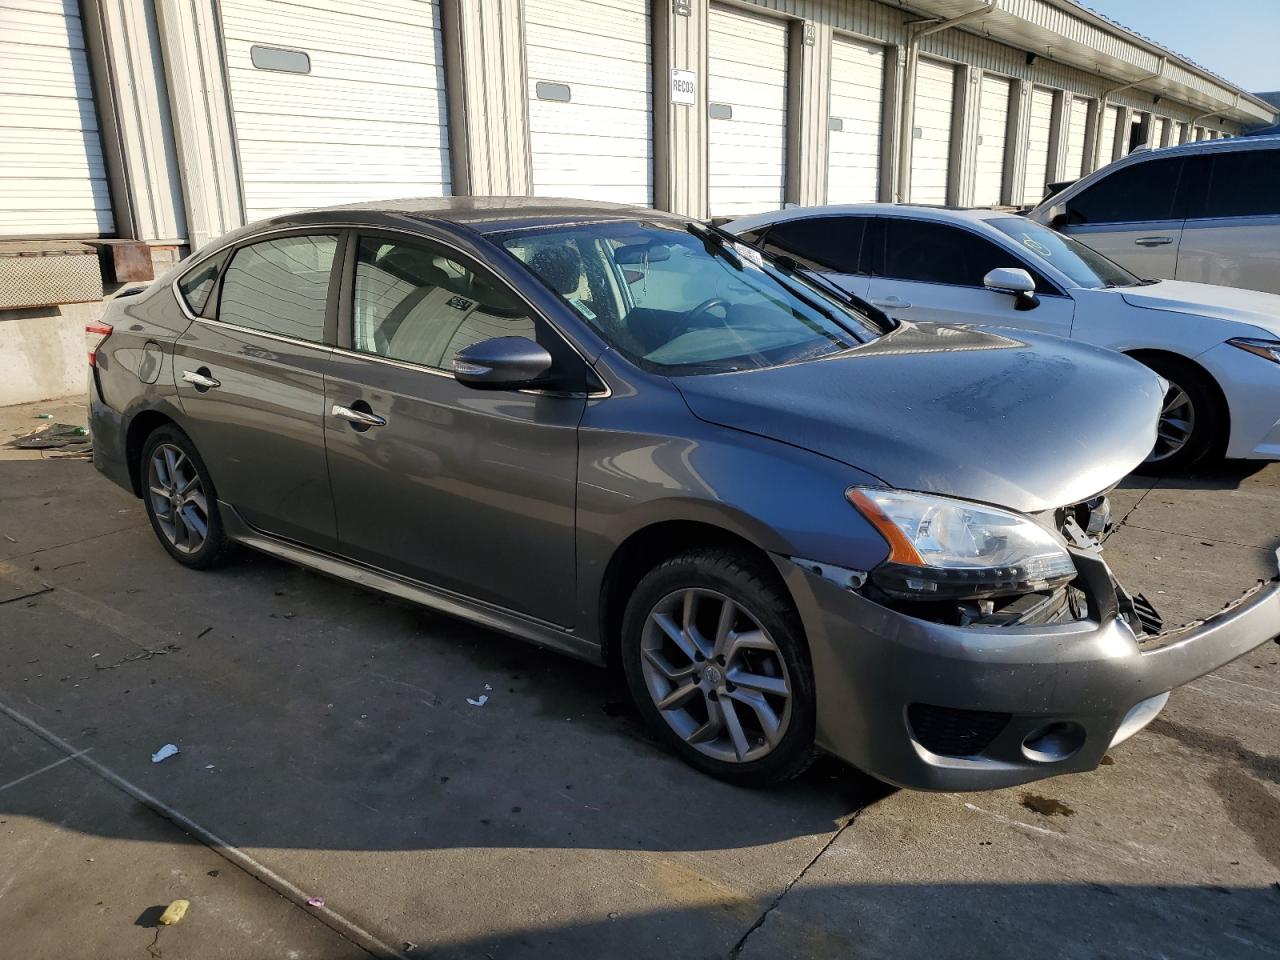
[176,249,230,315]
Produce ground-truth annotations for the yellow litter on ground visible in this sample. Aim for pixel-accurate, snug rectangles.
[158,900,189,925]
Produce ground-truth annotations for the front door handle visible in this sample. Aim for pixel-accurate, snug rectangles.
[1134,236,1174,247]
[181,369,220,391]
[331,403,386,429]
[870,297,911,309]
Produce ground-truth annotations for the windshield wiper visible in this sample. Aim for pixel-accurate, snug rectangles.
[768,255,893,333]
[686,222,743,269]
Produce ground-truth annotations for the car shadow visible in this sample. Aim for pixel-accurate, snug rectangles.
[1134,458,1271,491]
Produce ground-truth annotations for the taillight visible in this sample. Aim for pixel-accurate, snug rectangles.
[86,322,113,367]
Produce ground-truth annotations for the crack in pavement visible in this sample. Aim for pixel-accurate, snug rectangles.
[728,807,865,959]
[0,701,400,960]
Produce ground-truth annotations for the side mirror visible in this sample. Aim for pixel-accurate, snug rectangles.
[453,336,553,390]
[983,268,1040,311]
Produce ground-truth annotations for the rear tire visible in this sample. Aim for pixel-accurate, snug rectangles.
[140,425,233,569]
[1135,355,1225,474]
[621,548,816,786]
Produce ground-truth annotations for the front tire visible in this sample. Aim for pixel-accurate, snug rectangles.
[140,425,232,569]
[1137,355,1225,473]
[621,548,816,786]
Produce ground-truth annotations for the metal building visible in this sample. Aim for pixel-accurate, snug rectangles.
[0,0,1274,405]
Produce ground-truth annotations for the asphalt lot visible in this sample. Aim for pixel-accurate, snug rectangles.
[1,396,1278,959]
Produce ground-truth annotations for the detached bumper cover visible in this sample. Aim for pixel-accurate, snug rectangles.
[780,550,1280,791]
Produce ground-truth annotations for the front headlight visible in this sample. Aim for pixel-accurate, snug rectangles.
[1228,337,1280,364]
[847,487,1077,600]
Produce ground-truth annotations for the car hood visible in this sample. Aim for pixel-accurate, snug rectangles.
[672,322,1163,514]
[1118,280,1280,336]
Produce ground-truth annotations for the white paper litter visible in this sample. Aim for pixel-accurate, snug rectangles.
[466,695,488,707]
[151,743,179,763]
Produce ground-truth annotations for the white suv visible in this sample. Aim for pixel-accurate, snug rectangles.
[1028,136,1280,295]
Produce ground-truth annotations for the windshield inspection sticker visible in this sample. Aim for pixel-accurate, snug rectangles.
[1020,235,1053,258]
[734,243,764,268]
[569,297,597,320]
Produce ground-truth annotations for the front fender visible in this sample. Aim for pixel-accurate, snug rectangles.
[574,377,891,644]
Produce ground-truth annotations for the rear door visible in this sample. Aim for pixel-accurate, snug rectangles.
[322,231,585,627]
[867,217,1074,336]
[758,216,872,300]
[1059,155,1187,279]
[1176,147,1280,294]
[172,231,340,549]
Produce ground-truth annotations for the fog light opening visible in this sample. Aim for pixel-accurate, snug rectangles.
[1021,721,1086,763]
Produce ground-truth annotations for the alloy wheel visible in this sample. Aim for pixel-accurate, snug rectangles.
[639,588,793,764]
[147,443,210,555]
[1147,381,1196,463]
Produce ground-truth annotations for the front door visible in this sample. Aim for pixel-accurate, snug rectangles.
[172,232,340,549]
[323,233,585,627]
[868,217,1075,336]
[1059,155,1188,280]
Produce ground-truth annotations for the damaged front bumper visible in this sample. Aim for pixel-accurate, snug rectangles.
[778,547,1280,792]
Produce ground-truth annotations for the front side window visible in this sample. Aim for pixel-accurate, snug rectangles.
[217,235,337,341]
[1066,157,1183,224]
[499,220,879,375]
[352,237,535,370]
[987,217,1140,289]
[1200,150,1280,219]
[177,249,230,316]
[881,219,1054,291]
[761,217,864,273]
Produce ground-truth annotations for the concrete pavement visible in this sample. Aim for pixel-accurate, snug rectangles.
[0,397,1277,958]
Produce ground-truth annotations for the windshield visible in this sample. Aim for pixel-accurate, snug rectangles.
[987,217,1143,289]
[497,220,880,374]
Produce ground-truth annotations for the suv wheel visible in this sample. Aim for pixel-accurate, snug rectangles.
[1138,356,1225,473]
[621,548,816,785]
[141,425,232,569]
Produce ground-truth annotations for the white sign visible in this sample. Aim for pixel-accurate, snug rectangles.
[670,69,696,106]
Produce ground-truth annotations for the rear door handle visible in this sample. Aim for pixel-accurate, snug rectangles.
[331,403,386,429]
[1134,236,1173,247]
[181,369,220,390]
[870,297,911,309]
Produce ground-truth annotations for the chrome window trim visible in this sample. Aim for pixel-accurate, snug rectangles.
[192,316,334,353]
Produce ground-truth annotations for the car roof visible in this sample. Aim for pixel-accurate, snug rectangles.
[240,196,682,238]
[726,204,1019,232]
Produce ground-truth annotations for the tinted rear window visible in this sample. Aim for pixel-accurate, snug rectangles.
[761,217,864,273]
[217,235,337,342]
[1200,149,1280,218]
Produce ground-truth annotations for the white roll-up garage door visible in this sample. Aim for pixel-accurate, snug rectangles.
[973,74,1011,207]
[1064,96,1089,178]
[827,36,883,205]
[1022,87,1054,206]
[909,58,954,206]
[1097,104,1121,166]
[526,0,652,205]
[0,0,113,237]
[219,0,450,222]
[708,5,788,217]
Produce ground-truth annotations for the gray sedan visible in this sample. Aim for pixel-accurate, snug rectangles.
[87,198,1280,790]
